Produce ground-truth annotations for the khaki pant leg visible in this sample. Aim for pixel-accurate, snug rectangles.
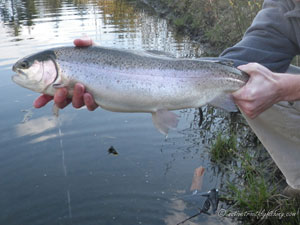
[242,102,300,189]
[242,65,300,189]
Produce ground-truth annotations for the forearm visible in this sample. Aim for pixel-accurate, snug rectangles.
[277,73,300,102]
[220,0,300,72]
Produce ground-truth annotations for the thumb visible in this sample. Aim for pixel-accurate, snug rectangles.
[233,63,258,99]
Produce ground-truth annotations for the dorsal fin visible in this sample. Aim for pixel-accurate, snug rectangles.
[195,58,235,67]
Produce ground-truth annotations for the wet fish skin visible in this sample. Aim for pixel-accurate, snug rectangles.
[12,46,249,135]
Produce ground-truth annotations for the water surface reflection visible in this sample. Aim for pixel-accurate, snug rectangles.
[0,0,253,224]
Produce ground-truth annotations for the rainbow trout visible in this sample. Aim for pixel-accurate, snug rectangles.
[12,46,248,135]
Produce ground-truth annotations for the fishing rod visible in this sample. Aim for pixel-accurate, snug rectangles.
[177,188,219,225]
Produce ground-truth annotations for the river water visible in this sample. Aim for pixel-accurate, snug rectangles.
[0,0,251,224]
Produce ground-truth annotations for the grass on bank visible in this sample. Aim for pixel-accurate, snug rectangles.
[210,133,237,163]
[210,135,300,225]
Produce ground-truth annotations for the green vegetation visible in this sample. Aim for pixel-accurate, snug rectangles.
[292,55,300,67]
[210,135,300,225]
[144,0,263,55]
[210,133,237,162]
[226,180,300,224]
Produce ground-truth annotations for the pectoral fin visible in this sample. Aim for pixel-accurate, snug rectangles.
[52,83,67,89]
[152,109,179,136]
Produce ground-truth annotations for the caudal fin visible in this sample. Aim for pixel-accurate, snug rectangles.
[209,93,239,112]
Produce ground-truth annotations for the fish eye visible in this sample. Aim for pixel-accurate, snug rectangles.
[20,60,29,69]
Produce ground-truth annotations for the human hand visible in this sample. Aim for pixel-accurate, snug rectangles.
[33,38,98,111]
[232,63,282,119]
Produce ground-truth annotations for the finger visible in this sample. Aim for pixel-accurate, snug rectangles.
[55,98,71,109]
[72,83,85,108]
[238,62,270,75]
[54,88,71,109]
[73,38,93,47]
[236,100,263,119]
[33,94,54,108]
[246,110,260,119]
[237,105,255,119]
[83,93,98,111]
[237,63,259,74]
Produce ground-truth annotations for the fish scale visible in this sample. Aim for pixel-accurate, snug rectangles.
[12,46,249,135]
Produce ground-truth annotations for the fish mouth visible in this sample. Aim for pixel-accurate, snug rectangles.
[12,73,24,84]
[11,69,28,85]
